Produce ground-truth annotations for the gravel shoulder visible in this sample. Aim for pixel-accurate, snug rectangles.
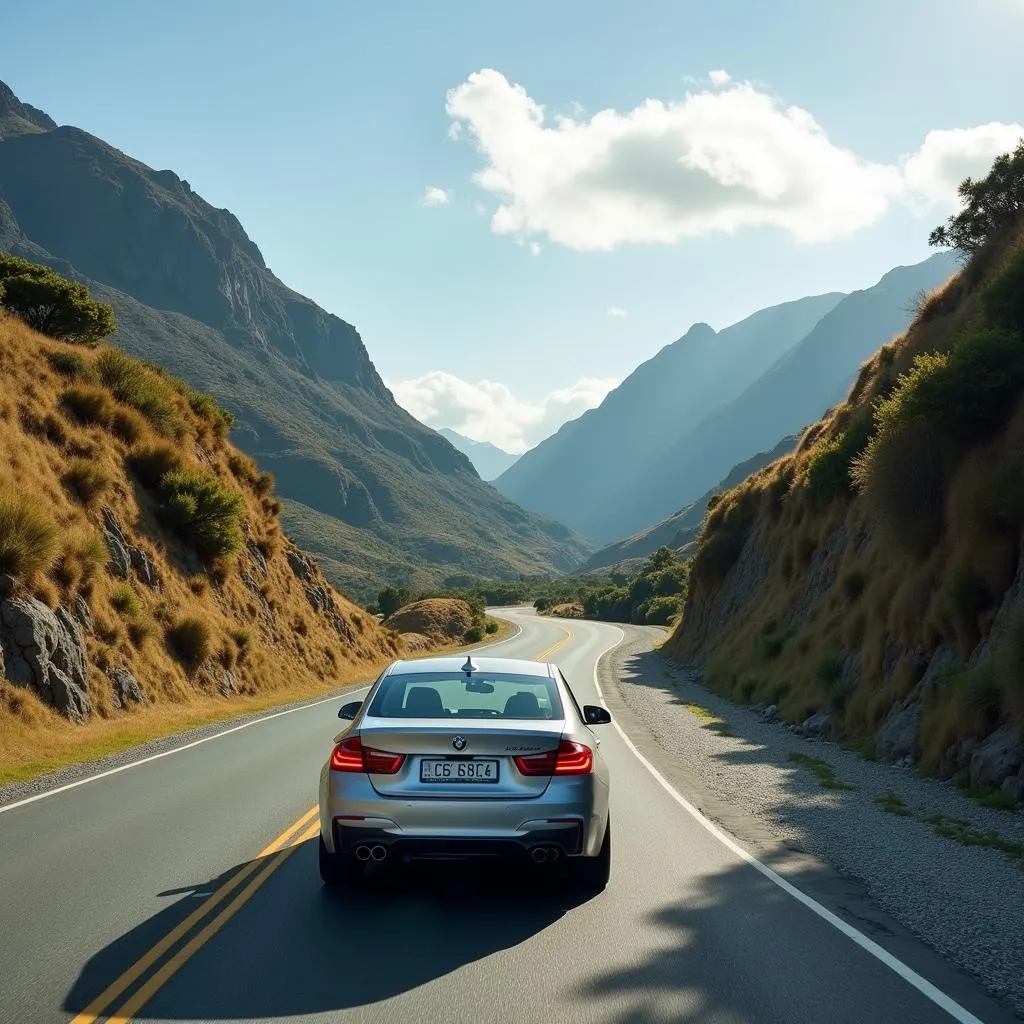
[601,629,1024,1020]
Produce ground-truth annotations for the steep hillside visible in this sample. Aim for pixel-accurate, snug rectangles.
[0,308,402,783]
[667,173,1024,799]
[0,80,588,600]
[619,254,959,540]
[438,428,519,480]
[494,293,844,541]
[584,435,798,571]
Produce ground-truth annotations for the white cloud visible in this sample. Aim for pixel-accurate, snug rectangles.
[420,185,451,206]
[901,123,1024,210]
[388,371,619,453]
[529,241,542,256]
[606,306,627,317]
[445,68,1024,250]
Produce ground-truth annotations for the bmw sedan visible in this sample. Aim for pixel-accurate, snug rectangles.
[318,655,613,890]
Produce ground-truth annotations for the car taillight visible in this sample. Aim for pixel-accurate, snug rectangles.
[514,740,592,776]
[329,736,405,774]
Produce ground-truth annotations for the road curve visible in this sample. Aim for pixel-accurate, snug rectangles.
[0,609,1013,1023]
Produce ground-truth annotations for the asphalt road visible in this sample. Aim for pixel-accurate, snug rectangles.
[0,609,1014,1023]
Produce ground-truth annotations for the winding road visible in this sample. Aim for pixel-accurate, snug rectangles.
[0,608,1014,1023]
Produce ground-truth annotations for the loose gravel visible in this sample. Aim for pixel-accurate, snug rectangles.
[604,630,1024,1019]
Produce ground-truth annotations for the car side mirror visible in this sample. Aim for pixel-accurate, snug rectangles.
[583,704,612,726]
[338,700,362,720]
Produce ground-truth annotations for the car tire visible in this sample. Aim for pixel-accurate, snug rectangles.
[318,833,362,889]
[572,816,611,892]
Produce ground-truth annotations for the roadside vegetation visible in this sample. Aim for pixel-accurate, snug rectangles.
[0,261,409,785]
[665,141,1024,801]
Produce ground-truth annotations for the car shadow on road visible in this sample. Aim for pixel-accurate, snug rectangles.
[63,839,590,1020]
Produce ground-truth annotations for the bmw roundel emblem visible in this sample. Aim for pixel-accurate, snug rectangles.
[451,736,467,751]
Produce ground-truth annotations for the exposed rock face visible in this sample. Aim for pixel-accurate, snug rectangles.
[74,594,93,632]
[800,711,831,739]
[970,726,1024,790]
[0,598,91,720]
[286,550,352,641]
[102,506,160,587]
[109,666,145,708]
[875,701,921,763]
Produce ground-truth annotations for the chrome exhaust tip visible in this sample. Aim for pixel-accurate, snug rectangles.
[354,845,372,861]
[370,844,387,861]
[530,847,548,864]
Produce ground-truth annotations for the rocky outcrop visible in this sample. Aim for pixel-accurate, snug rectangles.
[969,726,1024,790]
[109,666,145,708]
[875,700,921,763]
[0,598,91,720]
[287,549,352,641]
[74,594,93,632]
[101,507,159,587]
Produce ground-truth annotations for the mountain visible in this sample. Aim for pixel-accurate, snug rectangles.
[437,428,520,480]
[666,210,1024,791]
[0,81,589,601]
[620,252,960,539]
[583,434,798,571]
[493,293,844,543]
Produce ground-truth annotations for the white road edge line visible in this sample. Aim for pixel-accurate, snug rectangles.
[591,625,984,1024]
[0,617,524,816]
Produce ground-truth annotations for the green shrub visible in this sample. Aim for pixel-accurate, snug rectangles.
[644,595,681,625]
[61,385,115,426]
[463,624,485,643]
[46,350,97,382]
[96,349,181,436]
[484,619,499,634]
[157,469,245,561]
[982,241,1024,332]
[63,459,112,505]
[128,442,184,489]
[0,254,116,343]
[110,584,143,617]
[0,492,57,578]
[804,414,873,504]
[186,388,234,437]
[378,586,412,618]
[691,490,758,586]
[166,616,213,670]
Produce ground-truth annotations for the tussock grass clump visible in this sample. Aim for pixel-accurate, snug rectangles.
[46,349,97,382]
[183,388,234,437]
[110,407,146,444]
[254,471,275,496]
[61,384,115,426]
[804,412,873,506]
[96,349,182,437]
[157,469,245,561]
[110,584,143,617]
[691,488,759,586]
[127,442,184,489]
[63,458,112,506]
[166,616,213,671]
[0,493,57,579]
[230,627,254,662]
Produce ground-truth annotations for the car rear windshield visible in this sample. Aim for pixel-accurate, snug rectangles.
[366,674,563,720]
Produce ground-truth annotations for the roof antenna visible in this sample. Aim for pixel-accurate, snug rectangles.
[462,656,477,676]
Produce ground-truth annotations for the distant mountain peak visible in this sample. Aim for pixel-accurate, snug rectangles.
[438,428,520,481]
[0,80,57,138]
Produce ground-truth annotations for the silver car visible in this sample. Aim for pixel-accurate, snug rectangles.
[318,655,613,890]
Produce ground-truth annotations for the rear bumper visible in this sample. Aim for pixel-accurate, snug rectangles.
[331,820,584,860]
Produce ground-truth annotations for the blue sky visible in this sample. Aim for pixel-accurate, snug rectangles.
[3,0,1023,451]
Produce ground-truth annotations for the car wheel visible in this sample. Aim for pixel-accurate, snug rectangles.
[572,816,611,892]
[318,833,362,889]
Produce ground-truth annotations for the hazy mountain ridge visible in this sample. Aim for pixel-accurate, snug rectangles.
[0,80,589,600]
[494,293,844,542]
[438,428,520,480]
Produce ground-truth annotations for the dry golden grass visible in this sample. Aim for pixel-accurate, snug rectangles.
[0,312,410,783]
[384,598,475,645]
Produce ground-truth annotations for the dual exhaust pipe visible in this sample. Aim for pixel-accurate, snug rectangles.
[354,844,388,862]
[530,845,562,864]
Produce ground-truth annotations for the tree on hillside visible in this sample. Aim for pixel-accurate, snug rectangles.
[377,586,411,618]
[929,140,1024,255]
[0,253,116,343]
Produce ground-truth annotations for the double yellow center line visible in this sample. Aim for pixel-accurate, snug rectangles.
[71,807,320,1024]
[73,623,577,1021]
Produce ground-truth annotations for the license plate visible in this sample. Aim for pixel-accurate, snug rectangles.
[420,758,499,783]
